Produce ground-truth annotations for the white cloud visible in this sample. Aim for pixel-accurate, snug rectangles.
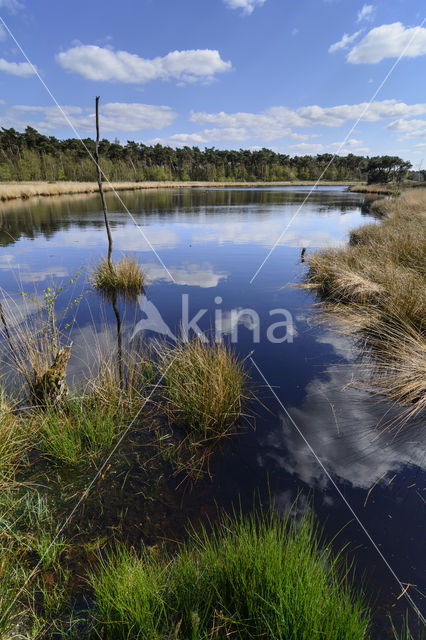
[386,117,426,140]
[191,216,356,248]
[289,142,325,153]
[0,102,177,134]
[339,146,370,154]
[144,263,228,288]
[191,100,426,134]
[330,137,364,147]
[223,0,266,15]
[56,45,232,84]
[146,127,248,147]
[329,30,363,53]
[150,100,426,149]
[0,0,22,10]
[43,225,180,252]
[0,24,7,41]
[259,372,425,491]
[356,3,375,23]
[0,58,36,77]
[91,102,177,132]
[347,22,426,64]
[290,133,322,140]
[386,118,426,132]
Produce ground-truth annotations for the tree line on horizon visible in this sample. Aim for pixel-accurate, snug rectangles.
[0,126,415,184]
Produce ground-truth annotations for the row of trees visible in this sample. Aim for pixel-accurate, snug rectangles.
[0,126,412,184]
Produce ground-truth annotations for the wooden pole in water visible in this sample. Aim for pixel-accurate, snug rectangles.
[95,96,113,268]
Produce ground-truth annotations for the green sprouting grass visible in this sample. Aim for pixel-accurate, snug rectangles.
[90,508,371,639]
[35,397,128,466]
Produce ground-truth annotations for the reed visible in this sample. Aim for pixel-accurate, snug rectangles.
[90,508,371,640]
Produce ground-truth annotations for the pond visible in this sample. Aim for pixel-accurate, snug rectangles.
[0,185,424,636]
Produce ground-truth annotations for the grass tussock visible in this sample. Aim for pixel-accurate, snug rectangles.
[92,256,145,298]
[90,508,371,640]
[306,189,426,419]
[155,334,251,438]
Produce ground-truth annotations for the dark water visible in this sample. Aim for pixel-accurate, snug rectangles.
[0,186,424,636]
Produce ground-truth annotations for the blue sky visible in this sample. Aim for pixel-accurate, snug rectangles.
[0,0,425,163]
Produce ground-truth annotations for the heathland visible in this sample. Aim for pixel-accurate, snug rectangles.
[0,306,374,638]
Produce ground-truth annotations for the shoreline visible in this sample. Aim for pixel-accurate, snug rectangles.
[305,189,425,418]
[0,180,362,203]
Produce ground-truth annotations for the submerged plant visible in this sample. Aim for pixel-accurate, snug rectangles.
[390,612,425,640]
[90,508,371,640]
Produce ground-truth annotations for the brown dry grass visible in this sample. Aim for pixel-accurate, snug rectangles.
[348,184,400,195]
[0,180,361,202]
[306,189,426,421]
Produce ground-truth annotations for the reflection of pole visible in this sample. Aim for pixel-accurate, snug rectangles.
[95,96,113,268]
[111,292,123,387]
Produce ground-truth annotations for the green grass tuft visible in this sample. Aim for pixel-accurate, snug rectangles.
[90,508,371,640]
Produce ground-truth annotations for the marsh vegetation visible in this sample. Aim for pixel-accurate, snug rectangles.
[90,508,371,640]
[306,189,426,423]
[0,184,423,638]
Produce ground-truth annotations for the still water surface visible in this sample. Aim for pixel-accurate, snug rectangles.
[0,186,424,635]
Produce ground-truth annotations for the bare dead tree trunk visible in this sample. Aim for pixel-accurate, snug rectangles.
[95,96,113,268]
